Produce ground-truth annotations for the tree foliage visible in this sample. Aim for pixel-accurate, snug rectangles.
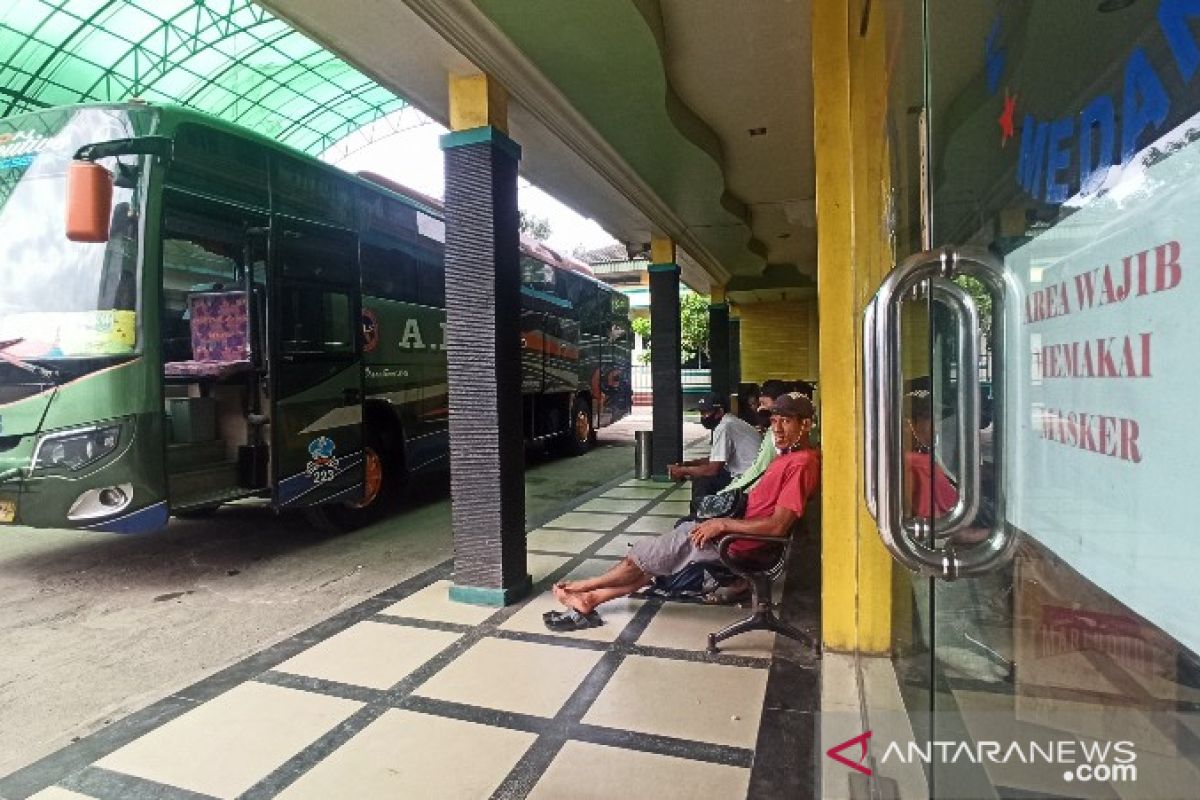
[631,316,652,364]
[633,292,711,365]
[954,275,993,338]
[680,292,711,363]
[518,210,553,241]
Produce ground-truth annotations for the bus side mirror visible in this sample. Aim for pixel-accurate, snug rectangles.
[66,160,113,243]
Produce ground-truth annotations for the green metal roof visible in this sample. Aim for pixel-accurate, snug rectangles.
[0,0,408,154]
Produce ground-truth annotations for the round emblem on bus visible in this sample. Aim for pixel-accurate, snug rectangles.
[361,308,380,353]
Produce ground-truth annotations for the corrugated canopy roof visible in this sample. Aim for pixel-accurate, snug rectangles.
[0,0,408,154]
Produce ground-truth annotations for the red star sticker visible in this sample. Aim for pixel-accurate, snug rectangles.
[998,89,1017,146]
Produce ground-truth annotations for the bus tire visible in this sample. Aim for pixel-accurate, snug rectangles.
[304,431,392,532]
[558,396,593,457]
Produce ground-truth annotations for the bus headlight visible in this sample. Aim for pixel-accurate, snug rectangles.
[67,483,133,520]
[33,425,122,472]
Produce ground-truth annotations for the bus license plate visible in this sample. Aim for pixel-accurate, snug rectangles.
[0,501,14,523]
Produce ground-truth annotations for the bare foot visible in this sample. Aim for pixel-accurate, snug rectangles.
[553,584,596,614]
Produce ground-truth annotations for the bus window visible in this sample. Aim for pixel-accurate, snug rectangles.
[417,260,445,308]
[521,256,554,290]
[362,241,417,303]
[279,229,355,286]
[161,207,247,363]
[280,287,354,354]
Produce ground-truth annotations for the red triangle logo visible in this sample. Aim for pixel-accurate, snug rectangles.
[826,730,873,776]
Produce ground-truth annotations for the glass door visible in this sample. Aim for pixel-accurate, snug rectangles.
[869,1,1200,797]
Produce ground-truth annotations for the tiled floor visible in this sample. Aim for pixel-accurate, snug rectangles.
[5,468,819,800]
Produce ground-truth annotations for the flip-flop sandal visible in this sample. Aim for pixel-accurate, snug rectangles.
[543,609,604,632]
[542,607,593,623]
[543,609,580,626]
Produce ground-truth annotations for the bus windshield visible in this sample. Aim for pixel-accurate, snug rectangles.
[0,107,153,361]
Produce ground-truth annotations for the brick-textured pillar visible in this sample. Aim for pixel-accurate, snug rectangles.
[649,262,683,479]
[730,316,742,389]
[440,126,530,606]
[708,301,731,406]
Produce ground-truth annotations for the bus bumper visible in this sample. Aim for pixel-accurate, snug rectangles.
[0,427,167,534]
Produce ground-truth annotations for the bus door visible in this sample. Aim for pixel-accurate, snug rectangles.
[267,218,365,509]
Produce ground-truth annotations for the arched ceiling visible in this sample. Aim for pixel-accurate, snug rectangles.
[261,0,817,293]
[0,0,408,154]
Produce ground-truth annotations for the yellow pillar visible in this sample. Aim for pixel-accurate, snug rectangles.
[813,0,894,653]
[849,0,895,655]
[813,0,858,653]
[650,234,676,266]
[449,73,509,133]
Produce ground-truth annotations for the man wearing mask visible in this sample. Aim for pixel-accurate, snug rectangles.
[668,393,761,510]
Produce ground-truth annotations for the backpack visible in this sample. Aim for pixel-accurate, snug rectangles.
[643,561,737,600]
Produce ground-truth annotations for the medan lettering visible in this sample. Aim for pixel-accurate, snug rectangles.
[1038,408,1142,463]
[1017,0,1200,202]
[1025,241,1181,323]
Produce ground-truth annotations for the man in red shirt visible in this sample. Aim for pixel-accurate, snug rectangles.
[550,393,821,619]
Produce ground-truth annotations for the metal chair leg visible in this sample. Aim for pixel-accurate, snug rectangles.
[708,608,820,655]
[764,614,819,651]
[707,613,768,653]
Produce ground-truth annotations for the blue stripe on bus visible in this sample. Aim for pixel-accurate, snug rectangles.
[277,451,364,506]
[83,501,170,534]
[520,286,573,309]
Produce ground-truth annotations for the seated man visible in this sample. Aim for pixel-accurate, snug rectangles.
[668,392,762,512]
[720,379,791,495]
[551,392,820,623]
[736,383,762,427]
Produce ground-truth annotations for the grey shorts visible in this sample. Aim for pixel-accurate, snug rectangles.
[628,521,721,577]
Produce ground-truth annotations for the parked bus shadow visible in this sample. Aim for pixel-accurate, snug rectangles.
[0,437,632,588]
[0,484,453,590]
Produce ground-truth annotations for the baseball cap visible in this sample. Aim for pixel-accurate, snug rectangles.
[694,392,726,413]
[769,392,815,419]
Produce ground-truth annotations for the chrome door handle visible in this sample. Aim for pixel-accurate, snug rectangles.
[925,278,981,539]
[864,246,1018,580]
[864,280,980,533]
[863,295,879,521]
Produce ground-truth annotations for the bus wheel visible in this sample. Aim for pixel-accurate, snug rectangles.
[345,446,384,511]
[558,397,593,456]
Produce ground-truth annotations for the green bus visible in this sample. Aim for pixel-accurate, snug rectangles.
[0,102,631,533]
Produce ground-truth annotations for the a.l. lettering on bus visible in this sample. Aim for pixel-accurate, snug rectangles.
[397,318,447,351]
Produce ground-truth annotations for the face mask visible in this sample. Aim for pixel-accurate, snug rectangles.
[756,409,773,427]
[700,413,719,430]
